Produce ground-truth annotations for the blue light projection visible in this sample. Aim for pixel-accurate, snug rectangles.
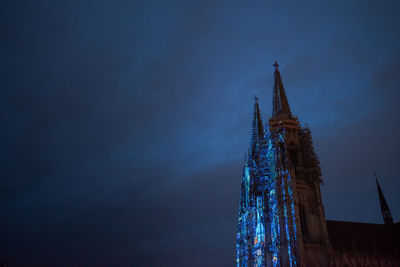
[236,125,298,267]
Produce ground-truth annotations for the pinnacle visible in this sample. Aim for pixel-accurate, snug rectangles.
[272,62,292,118]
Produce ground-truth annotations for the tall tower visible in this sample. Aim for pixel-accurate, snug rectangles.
[236,96,269,266]
[237,62,330,267]
[269,62,330,266]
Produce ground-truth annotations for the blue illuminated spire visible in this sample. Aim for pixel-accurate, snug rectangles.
[237,91,298,266]
[251,95,264,155]
[272,61,292,118]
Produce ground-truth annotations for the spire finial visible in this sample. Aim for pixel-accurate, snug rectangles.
[373,170,394,225]
[273,61,279,69]
[254,95,259,103]
[373,169,378,180]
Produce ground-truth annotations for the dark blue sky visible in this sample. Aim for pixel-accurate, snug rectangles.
[1,0,400,266]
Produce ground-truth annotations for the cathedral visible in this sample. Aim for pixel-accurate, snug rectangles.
[236,62,400,267]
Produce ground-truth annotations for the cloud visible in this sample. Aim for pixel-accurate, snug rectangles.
[1,0,400,265]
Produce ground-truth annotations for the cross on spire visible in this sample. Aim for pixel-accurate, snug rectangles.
[254,95,259,102]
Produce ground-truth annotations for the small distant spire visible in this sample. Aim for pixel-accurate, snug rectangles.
[272,61,292,118]
[373,170,394,225]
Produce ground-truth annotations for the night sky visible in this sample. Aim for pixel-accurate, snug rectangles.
[1,0,400,266]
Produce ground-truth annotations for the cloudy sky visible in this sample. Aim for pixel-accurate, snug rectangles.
[1,0,400,266]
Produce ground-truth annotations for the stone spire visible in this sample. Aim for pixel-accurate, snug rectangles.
[272,61,292,118]
[374,170,394,225]
[250,95,264,156]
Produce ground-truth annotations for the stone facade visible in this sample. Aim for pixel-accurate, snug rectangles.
[236,62,399,267]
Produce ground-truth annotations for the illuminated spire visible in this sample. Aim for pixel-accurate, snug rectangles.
[272,61,292,118]
[251,95,264,155]
[373,170,394,225]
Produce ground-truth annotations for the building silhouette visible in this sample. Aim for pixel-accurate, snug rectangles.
[236,62,400,266]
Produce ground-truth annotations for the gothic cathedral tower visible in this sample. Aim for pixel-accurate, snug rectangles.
[236,62,330,267]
